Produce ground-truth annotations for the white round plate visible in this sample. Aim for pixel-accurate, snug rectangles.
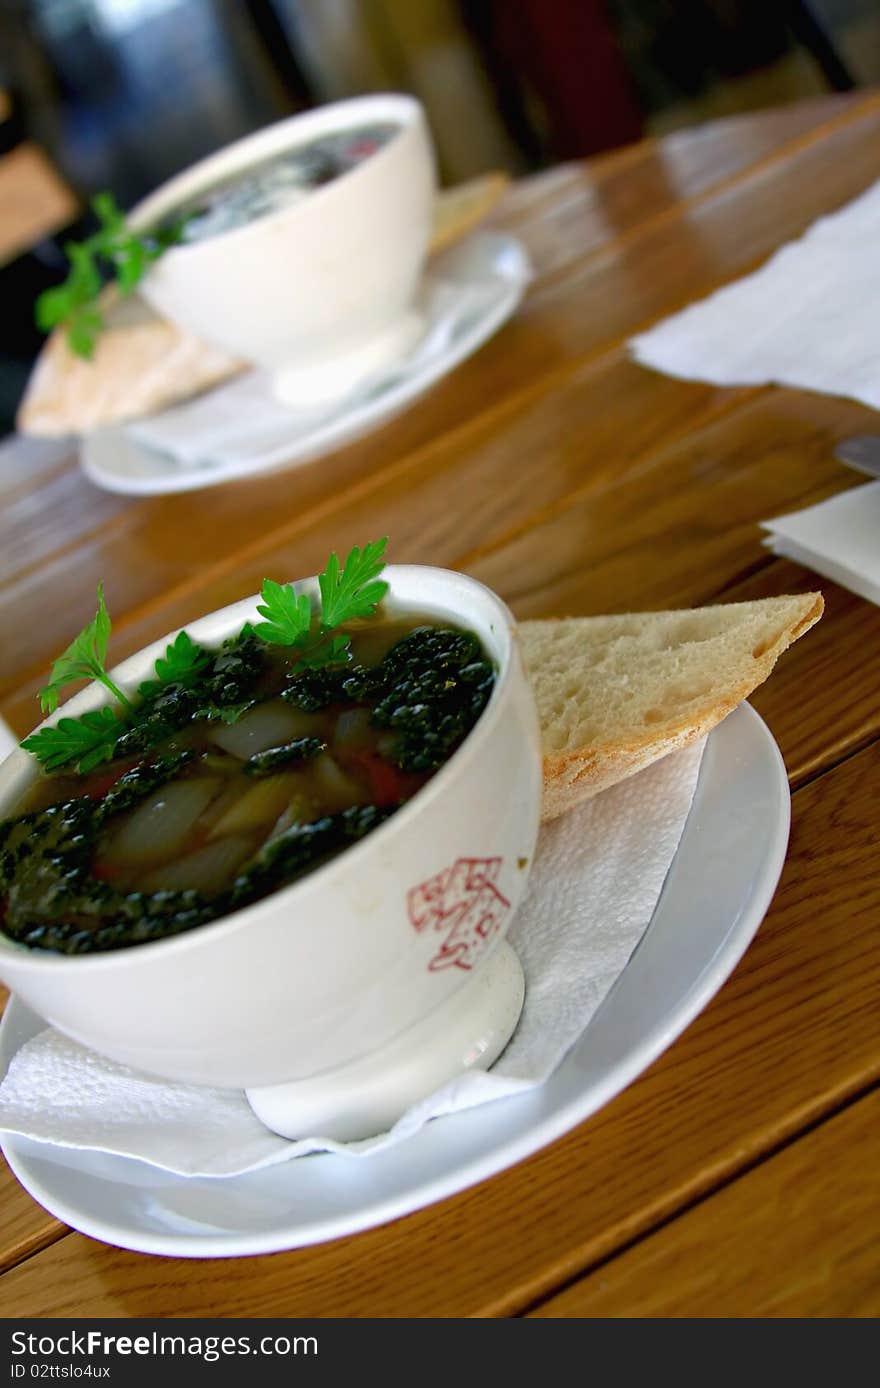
[0,703,789,1258]
[79,232,531,496]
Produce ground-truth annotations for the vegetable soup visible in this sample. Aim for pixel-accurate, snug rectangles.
[167,123,399,245]
[0,615,495,956]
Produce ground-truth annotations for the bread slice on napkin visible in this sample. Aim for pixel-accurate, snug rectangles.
[16,288,245,437]
[520,593,823,821]
[17,173,510,438]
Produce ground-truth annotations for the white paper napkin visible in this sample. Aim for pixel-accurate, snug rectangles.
[761,480,880,605]
[127,278,502,470]
[628,178,880,409]
[0,739,705,1177]
[0,716,18,762]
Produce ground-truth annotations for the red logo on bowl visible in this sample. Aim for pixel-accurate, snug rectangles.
[407,858,511,972]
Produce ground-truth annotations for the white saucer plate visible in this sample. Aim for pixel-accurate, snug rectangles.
[0,703,790,1258]
[79,232,531,496]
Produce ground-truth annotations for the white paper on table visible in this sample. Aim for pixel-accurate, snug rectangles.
[761,480,880,606]
[628,178,880,411]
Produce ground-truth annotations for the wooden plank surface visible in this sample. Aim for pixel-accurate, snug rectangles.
[3,95,880,716]
[1,739,877,1317]
[0,990,69,1273]
[1,94,879,1317]
[530,1089,880,1317]
[7,390,875,783]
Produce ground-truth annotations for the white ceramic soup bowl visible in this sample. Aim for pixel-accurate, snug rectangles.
[0,568,541,1093]
[130,94,436,407]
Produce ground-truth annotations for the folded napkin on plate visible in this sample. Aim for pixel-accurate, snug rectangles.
[629,178,880,409]
[762,480,880,605]
[0,715,18,761]
[127,277,501,470]
[0,739,705,1177]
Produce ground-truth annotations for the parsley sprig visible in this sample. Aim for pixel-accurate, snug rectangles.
[24,708,123,775]
[253,538,389,670]
[20,540,390,774]
[35,192,186,359]
[21,584,133,772]
[36,584,132,717]
[136,631,212,702]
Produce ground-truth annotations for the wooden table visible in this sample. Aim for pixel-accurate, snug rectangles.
[1,92,879,1318]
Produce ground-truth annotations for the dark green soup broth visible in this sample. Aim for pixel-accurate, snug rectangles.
[169,123,399,244]
[0,617,495,956]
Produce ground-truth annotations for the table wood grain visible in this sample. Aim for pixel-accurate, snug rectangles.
[1,91,879,1318]
[530,1089,880,1318]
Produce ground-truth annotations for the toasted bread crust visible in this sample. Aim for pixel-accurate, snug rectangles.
[429,172,509,254]
[522,592,823,821]
[16,289,245,436]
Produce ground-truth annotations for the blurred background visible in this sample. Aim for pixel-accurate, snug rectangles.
[1,0,879,432]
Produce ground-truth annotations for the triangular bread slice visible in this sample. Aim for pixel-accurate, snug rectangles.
[16,288,246,437]
[520,593,823,821]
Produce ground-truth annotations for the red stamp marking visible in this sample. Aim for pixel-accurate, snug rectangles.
[407,857,511,972]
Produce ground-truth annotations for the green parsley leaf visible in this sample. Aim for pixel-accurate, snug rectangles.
[34,285,72,333]
[21,707,121,773]
[34,191,189,359]
[253,580,312,648]
[67,307,104,360]
[37,584,132,714]
[114,238,146,294]
[137,630,212,700]
[65,241,102,300]
[296,634,352,670]
[92,190,125,234]
[22,541,391,774]
[318,538,389,629]
[253,539,389,674]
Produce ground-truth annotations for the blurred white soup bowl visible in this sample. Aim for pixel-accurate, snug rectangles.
[129,94,436,407]
[0,567,542,1104]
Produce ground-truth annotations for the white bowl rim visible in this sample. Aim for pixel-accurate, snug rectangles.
[0,565,523,974]
[127,92,425,253]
